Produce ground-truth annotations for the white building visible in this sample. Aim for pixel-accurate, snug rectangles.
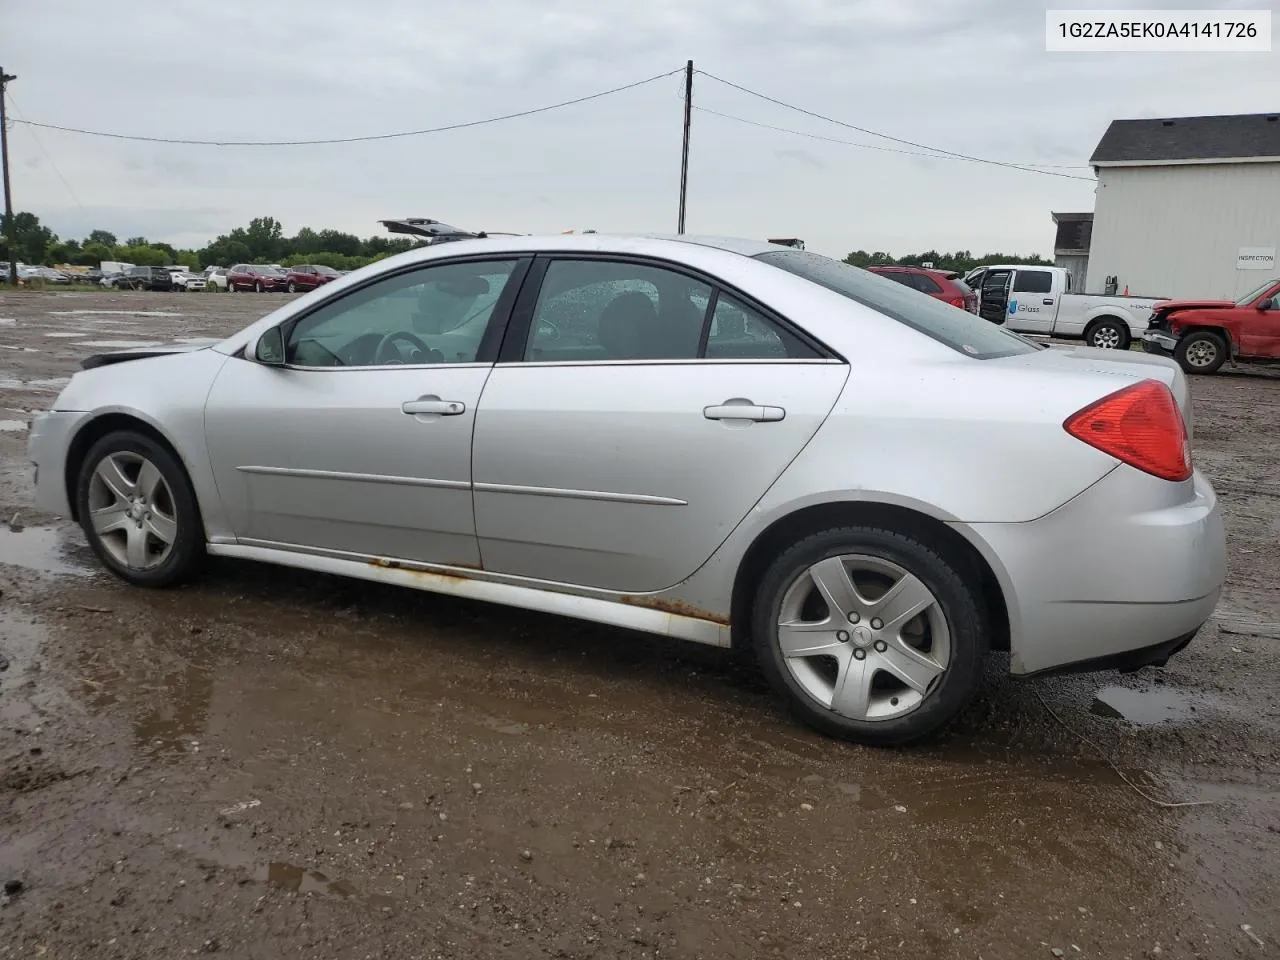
[1084,112,1280,300]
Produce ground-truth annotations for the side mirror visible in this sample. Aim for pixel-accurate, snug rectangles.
[1257,298,1275,311]
[254,327,286,365]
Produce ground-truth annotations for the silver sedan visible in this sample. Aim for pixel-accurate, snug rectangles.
[27,235,1226,745]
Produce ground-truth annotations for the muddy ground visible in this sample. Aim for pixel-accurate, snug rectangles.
[0,289,1277,959]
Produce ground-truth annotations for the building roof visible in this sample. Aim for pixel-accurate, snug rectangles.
[1090,113,1280,165]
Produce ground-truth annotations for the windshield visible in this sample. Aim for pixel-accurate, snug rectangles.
[754,250,1037,359]
[1236,278,1279,305]
[256,265,284,275]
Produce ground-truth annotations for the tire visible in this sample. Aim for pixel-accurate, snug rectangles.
[255,281,263,293]
[229,282,237,293]
[1086,317,1130,350]
[286,281,296,293]
[1174,330,1228,375]
[751,525,988,746]
[75,430,205,588]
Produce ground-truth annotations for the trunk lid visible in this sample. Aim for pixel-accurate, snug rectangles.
[989,344,1193,436]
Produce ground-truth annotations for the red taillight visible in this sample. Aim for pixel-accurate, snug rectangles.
[1063,380,1191,481]
[947,295,965,309]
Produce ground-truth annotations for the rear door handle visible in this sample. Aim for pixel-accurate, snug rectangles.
[402,395,465,416]
[1042,298,1055,305]
[703,398,785,422]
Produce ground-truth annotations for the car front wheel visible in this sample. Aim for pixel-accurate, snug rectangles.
[1174,330,1228,374]
[752,525,987,746]
[75,430,205,588]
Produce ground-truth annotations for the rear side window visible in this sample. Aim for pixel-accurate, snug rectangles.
[1012,270,1053,294]
[909,273,943,294]
[755,250,1036,359]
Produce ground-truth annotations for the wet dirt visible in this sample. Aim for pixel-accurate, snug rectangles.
[0,290,1278,958]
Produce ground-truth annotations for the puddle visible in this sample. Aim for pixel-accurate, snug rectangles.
[255,862,356,897]
[253,861,395,911]
[0,525,93,576]
[44,332,83,338]
[1090,685,1201,725]
[76,339,164,348]
[0,419,27,432]
[0,377,70,390]
[48,310,182,317]
[0,318,15,325]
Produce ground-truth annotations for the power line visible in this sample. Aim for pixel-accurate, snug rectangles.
[695,106,1095,174]
[4,92,86,212]
[9,68,684,147]
[695,69,1096,182]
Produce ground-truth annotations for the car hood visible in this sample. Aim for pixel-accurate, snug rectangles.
[80,339,221,370]
[1155,298,1235,311]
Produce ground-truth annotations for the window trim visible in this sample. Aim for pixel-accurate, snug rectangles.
[267,253,534,371]
[496,252,840,365]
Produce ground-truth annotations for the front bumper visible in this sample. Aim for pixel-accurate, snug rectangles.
[1141,330,1178,357]
[27,410,88,519]
[964,465,1225,675]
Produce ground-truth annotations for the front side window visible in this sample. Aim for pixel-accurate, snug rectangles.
[757,250,1036,359]
[284,259,519,367]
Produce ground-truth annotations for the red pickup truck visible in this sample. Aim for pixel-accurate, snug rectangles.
[1141,277,1280,374]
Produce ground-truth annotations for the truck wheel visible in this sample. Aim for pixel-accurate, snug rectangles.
[1174,330,1227,375]
[1086,317,1129,350]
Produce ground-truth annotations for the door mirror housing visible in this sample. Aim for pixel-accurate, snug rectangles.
[254,327,286,365]
[1257,297,1275,311]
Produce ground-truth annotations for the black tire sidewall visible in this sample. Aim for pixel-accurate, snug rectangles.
[1175,331,1226,374]
[751,526,988,746]
[76,430,205,587]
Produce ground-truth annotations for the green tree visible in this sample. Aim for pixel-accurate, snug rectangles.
[87,229,118,247]
[0,212,57,265]
[79,241,114,266]
[245,216,284,259]
[316,229,361,257]
[125,236,148,248]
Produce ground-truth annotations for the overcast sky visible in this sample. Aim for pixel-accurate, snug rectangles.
[2,0,1276,259]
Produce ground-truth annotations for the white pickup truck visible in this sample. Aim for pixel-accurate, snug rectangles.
[963,264,1166,350]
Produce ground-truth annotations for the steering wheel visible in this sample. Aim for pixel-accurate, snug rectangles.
[374,330,437,365]
[535,319,561,343]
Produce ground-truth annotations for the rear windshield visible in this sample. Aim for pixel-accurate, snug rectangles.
[754,250,1037,359]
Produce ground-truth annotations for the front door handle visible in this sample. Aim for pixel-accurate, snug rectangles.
[703,398,785,422]
[1042,298,1055,305]
[402,395,465,416]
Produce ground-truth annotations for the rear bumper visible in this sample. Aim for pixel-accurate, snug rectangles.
[963,466,1225,675]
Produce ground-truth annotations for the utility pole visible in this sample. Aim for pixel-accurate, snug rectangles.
[0,69,15,287]
[677,59,692,234]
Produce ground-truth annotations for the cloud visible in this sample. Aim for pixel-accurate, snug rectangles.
[3,0,1275,258]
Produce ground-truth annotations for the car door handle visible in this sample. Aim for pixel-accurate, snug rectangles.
[1042,298,1055,305]
[703,399,785,422]
[402,396,465,416]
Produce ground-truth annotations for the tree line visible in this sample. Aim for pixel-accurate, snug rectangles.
[0,213,421,272]
[842,250,1052,272]
[2,210,1054,277]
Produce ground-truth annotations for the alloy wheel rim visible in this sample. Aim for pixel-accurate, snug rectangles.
[1094,326,1121,348]
[776,554,950,722]
[87,452,178,570]
[1186,340,1218,367]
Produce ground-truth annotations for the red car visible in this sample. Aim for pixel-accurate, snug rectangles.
[865,265,978,313]
[228,264,288,293]
[1141,277,1280,374]
[284,264,341,293]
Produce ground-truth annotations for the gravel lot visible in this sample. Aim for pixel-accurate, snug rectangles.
[1,289,1277,959]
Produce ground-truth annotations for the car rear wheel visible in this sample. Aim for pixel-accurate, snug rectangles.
[752,525,987,746]
[75,430,205,588]
[287,281,296,293]
[1086,317,1129,350]
[1174,330,1227,374]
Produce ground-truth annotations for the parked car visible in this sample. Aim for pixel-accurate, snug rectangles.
[169,270,207,292]
[227,264,288,292]
[26,234,1224,746]
[284,264,341,293]
[203,267,228,291]
[30,267,71,284]
[109,266,174,292]
[1141,277,1280,374]
[865,266,978,313]
[963,265,1164,350]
